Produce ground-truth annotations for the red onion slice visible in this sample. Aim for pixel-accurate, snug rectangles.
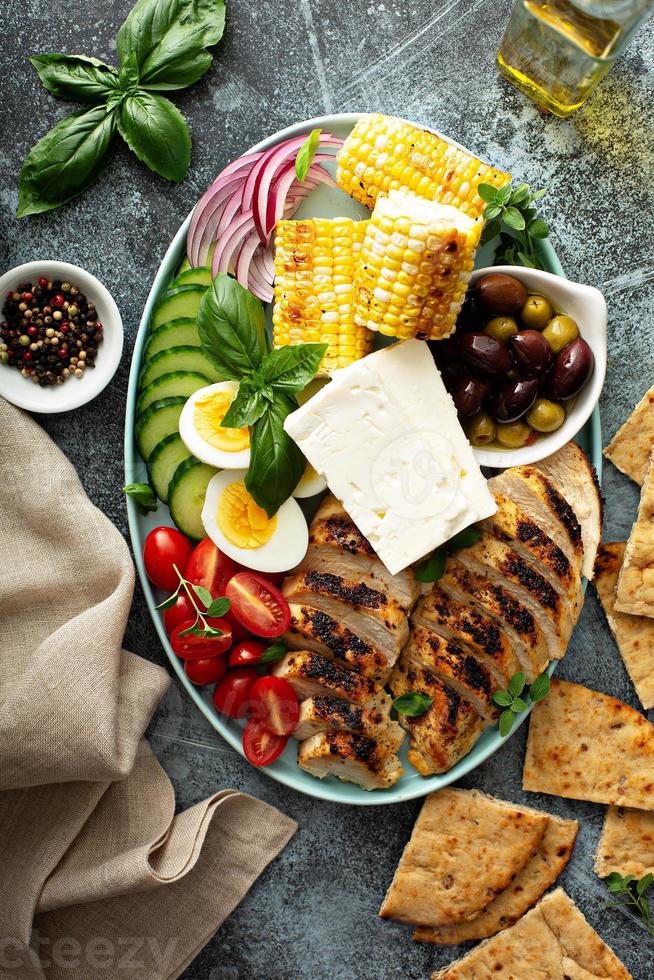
[211,210,256,278]
[187,153,261,266]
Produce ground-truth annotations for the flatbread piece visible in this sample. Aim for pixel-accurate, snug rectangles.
[414,813,578,944]
[523,678,654,809]
[379,788,548,927]
[596,805,654,879]
[594,542,654,709]
[604,384,654,485]
[615,451,654,617]
[432,887,632,979]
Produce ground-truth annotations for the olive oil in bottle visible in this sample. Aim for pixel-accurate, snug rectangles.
[498,0,653,117]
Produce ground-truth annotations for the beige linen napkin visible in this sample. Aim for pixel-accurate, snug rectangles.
[0,397,296,980]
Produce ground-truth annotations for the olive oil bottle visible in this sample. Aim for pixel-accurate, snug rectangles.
[498,0,653,116]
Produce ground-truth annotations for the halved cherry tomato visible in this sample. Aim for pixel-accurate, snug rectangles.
[250,676,299,736]
[225,572,291,638]
[223,609,251,644]
[228,640,267,668]
[143,527,193,591]
[212,667,258,718]
[163,594,195,635]
[185,538,236,598]
[184,656,228,686]
[170,618,232,660]
[242,719,288,766]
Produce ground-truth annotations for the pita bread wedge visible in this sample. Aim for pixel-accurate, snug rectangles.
[414,813,578,944]
[615,452,654,617]
[604,384,654,486]
[523,678,654,808]
[594,543,654,710]
[596,805,654,879]
[432,887,632,980]
[379,788,548,927]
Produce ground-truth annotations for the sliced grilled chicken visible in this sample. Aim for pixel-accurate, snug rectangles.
[298,731,403,790]
[481,492,582,622]
[293,696,398,740]
[272,650,391,713]
[489,466,584,576]
[282,571,408,665]
[284,603,389,682]
[534,441,602,580]
[303,496,419,609]
[412,588,521,686]
[454,532,572,661]
[389,663,486,775]
[401,626,497,723]
[439,563,549,680]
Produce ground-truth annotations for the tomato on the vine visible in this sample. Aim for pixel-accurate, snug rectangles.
[184,656,228,686]
[143,527,192,591]
[170,618,232,660]
[225,572,290,638]
[212,668,258,719]
[242,720,288,766]
[249,676,299,736]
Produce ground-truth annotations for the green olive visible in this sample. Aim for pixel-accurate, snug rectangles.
[542,314,579,354]
[521,294,553,330]
[527,398,566,433]
[484,316,518,344]
[496,420,532,448]
[466,411,496,446]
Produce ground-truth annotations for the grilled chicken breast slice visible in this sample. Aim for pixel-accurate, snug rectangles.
[439,563,549,680]
[389,662,486,775]
[298,731,403,790]
[489,467,584,576]
[454,533,572,661]
[402,627,497,723]
[293,696,400,741]
[284,603,389,682]
[534,441,602,580]
[272,650,391,713]
[412,588,521,686]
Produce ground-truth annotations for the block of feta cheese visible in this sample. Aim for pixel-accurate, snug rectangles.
[284,339,497,575]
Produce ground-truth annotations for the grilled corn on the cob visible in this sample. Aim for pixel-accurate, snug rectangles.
[337,113,511,221]
[353,190,482,341]
[273,217,372,377]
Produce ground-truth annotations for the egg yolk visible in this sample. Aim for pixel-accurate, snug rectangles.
[217,482,277,550]
[193,391,249,452]
[303,462,318,481]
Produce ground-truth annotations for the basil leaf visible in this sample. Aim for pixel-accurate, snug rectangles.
[198,273,269,380]
[445,525,481,554]
[206,596,230,618]
[30,53,119,103]
[392,692,433,717]
[192,584,213,608]
[260,641,289,664]
[245,395,305,517]
[116,0,226,91]
[17,105,116,218]
[295,128,321,182]
[477,182,499,203]
[221,380,270,429]
[529,672,551,703]
[414,549,447,583]
[259,343,328,395]
[117,90,190,182]
[508,671,526,698]
[499,709,514,737]
[123,481,158,512]
[492,689,513,708]
[118,52,140,92]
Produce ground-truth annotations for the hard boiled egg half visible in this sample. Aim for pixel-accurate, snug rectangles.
[202,470,309,574]
[293,462,327,499]
[179,381,250,469]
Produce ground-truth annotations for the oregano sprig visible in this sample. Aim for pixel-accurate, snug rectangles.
[156,563,230,639]
[478,182,549,270]
[605,872,654,935]
[493,670,551,737]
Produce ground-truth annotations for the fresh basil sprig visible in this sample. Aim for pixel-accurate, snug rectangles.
[259,640,289,665]
[123,481,158,513]
[18,0,225,217]
[493,670,550,737]
[478,181,549,270]
[605,872,654,935]
[393,692,434,717]
[414,526,482,583]
[197,273,327,517]
[295,128,321,182]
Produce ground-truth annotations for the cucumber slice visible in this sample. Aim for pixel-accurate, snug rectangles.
[135,396,186,462]
[137,370,208,415]
[143,318,201,362]
[151,286,206,330]
[148,433,192,503]
[168,457,216,540]
[139,346,222,389]
[178,256,191,274]
[168,267,212,290]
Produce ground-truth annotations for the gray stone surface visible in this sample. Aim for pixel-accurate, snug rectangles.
[2,1,654,977]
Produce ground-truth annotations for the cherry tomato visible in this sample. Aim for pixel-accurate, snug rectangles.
[184,656,228,686]
[185,538,236,598]
[225,572,291,638]
[163,594,195,635]
[170,618,232,660]
[212,668,258,719]
[250,676,299,736]
[229,640,267,668]
[143,527,193,591]
[223,609,252,644]
[242,719,288,766]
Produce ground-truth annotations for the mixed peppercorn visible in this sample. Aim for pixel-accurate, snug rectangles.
[0,278,103,386]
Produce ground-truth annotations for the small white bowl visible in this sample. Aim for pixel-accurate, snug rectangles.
[0,260,123,414]
[468,266,607,469]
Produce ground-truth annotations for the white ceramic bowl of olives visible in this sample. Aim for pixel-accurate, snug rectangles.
[435,266,607,469]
